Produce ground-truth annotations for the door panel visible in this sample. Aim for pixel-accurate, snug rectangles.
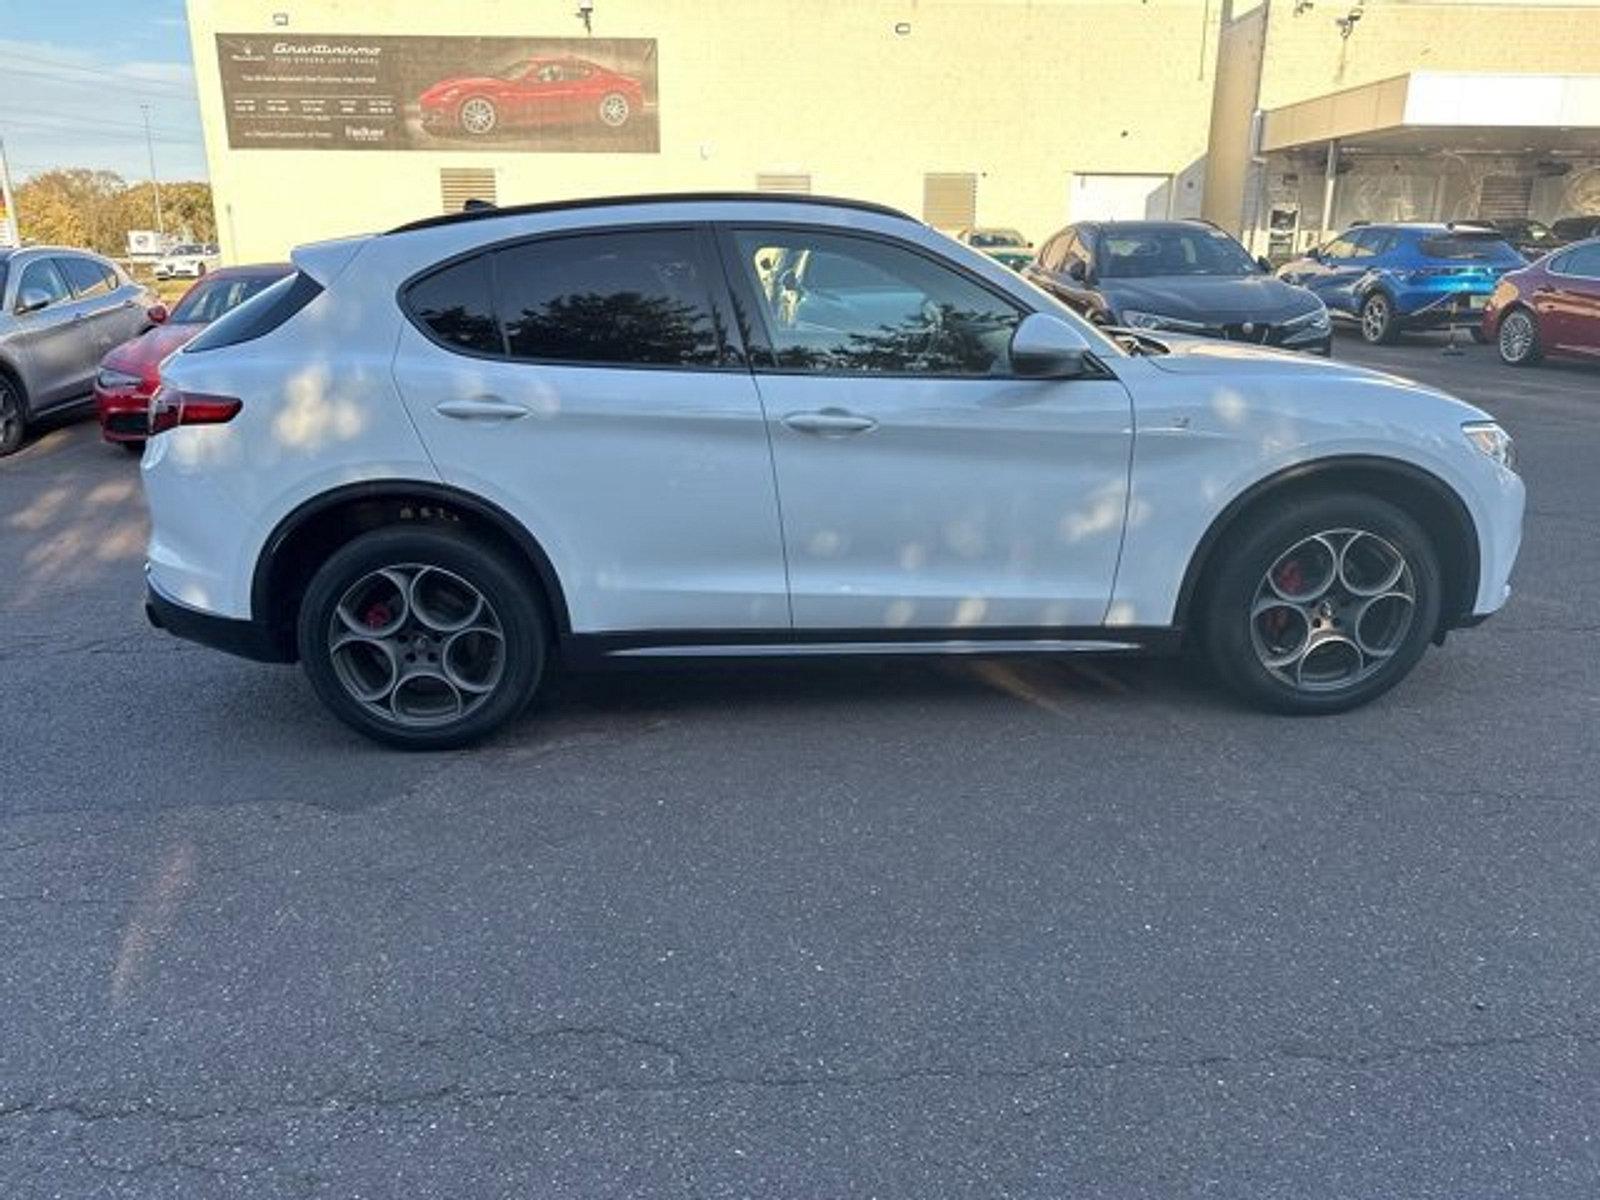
[725,226,1133,631]
[9,258,84,406]
[394,227,788,634]
[1540,246,1600,355]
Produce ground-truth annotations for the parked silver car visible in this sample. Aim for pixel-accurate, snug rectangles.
[0,247,157,456]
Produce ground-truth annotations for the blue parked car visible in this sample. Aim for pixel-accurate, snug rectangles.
[1277,223,1525,344]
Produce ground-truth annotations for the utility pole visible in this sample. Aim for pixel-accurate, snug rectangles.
[0,134,19,248]
[140,104,166,239]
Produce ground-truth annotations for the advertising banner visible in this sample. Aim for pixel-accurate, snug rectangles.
[215,34,659,153]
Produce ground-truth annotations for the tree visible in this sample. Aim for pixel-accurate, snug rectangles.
[14,170,215,254]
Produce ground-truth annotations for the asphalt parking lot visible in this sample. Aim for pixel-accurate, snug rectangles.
[2,331,1597,1198]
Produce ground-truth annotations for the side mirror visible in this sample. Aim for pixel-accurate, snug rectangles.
[15,288,51,316]
[1308,246,1326,263]
[1010,313,1092,379]
[1256,256,1274,273]
[1067,260,1088,283]
[146,303,169,326]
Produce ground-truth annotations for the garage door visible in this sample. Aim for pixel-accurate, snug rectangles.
[1070,174,1172,222]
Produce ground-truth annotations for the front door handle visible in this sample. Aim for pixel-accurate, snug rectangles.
[782,408,878,436]
[435,396,529,421]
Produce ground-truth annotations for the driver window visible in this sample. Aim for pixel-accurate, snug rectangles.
[732,229,1023,376]
[1321,235,1362,261]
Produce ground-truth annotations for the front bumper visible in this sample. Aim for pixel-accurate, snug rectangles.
[146,573,290,663]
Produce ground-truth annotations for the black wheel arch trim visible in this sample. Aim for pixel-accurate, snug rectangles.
[1173,455,1482,634]
[250,480,573,647]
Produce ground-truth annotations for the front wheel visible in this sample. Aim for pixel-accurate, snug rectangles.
[458,96,499,136]
[1200,494,1443,714]
[1359,292,1398,344]
[297,526,547,749]
[1496,308,1543,366]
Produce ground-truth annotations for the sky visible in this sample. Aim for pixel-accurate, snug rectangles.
[0,0,207,184]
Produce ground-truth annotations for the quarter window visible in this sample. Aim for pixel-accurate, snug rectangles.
[494,229,722,367]
[1557,243,1600,279]
[58,256,113,299]
[407,255,502,355]
[732,229,1023,375]
[16,259,72,310]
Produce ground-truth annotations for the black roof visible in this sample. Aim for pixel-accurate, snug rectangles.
[387,192,914,235]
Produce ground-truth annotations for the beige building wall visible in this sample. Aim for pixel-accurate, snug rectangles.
[186,0,1222,263]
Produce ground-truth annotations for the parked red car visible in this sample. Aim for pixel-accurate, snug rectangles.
[95,264,292,450]
[1482,238,1600,367]
[418,57,644,137]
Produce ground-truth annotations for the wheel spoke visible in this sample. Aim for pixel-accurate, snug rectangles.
[442,624,506,694]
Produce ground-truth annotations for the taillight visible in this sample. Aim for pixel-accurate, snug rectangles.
[148,385,242,436]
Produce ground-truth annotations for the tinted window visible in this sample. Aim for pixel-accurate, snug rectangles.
[1321,235,1362,261]
[1419,234,1521,263]
[1098,226,1257,278]
[406,256,502,354]
[1352,230,1395,256]
[1557,243,1600,279]
[184,271,323,353]
[495,230,721,367]
[733,229,1022,375]
[58,256,113,299]
[16,259,72,309]
[169,273,289,324]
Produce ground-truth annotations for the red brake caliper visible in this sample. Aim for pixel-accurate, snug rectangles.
[363,603,392,630]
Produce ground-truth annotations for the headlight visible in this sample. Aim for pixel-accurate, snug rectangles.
[1119,309,1206,333]
[96,367,143,390]
[1462,420,1516,472]
[1284,305,1331,332]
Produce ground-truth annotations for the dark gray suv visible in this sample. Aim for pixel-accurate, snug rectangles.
[0,246,156,456]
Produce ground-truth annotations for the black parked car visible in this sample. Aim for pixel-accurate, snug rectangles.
[1024,219,1332,354]
[1473,217,1565,261]
[1551,215,1600,244]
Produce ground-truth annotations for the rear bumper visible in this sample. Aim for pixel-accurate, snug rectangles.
[95,385,152,442]
[146,574,290,663]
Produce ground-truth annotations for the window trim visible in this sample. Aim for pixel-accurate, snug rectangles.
[56,253,115,301]
[713,222,1046,382]
[397,221,749,373]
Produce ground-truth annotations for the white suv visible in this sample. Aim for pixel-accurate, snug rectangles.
[142,195,1524,748]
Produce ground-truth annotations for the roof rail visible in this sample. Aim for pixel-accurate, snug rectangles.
[387,191,916,235]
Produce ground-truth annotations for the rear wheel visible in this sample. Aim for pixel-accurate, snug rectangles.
[598,92,631,128]
[1359,292,1398,344]
[1200,494,1442,714]
[297,526,547,749]
[1496,308,1542,366]
[0,374,26,458]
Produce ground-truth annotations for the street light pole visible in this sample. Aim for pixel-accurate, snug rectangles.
[0,134,19,248]
[140,104,166,239]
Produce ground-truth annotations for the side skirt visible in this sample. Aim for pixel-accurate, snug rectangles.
[560,626,1184,669]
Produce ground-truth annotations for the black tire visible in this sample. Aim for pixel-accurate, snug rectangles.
[1358,292,1399,345]
[1200,493,1443,715]
[296,526,547,749]
[120,439,146,456]
[0,373,27,458]
[598,91,632,128]
[1496,307,1543,367]
[1469,326,1489,345]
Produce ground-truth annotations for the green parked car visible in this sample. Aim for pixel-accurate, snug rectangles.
[955,226,1034,271]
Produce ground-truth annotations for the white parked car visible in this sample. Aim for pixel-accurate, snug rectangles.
[142,195,1524,748]
[153,243,221,280]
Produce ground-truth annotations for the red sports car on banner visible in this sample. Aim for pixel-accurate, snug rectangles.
[419,57,644,137]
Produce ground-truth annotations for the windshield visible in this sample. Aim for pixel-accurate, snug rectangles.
[969,229,1027,249]
[1419,234,1523,263]
[169,273,285,323]
[1098,226,1259,278]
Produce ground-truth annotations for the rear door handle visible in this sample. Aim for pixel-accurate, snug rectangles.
[782,408,878,436]
[435,396,529,421]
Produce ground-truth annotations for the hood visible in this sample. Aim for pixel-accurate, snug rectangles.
[421,76,500,102]
[103,323,205,377]
[1101,274,1320,322]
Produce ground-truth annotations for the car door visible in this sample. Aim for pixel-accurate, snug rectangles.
[1539,242,1600,356]
[720,224,1134,631]
[518,63,578,127]
[392,224,789,634]
[8,256,85,407]
[1298,231,1378,315]
[57,254,140,361]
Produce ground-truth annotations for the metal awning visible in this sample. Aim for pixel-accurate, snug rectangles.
[1260,71,1600,156]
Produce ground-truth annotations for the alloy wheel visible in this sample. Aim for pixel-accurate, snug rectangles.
[459,98,497,135]
[1499,311,1535,363]
[599,93,631,127]
[1360,296,1391,343]
[1249,528,1417,693]
[327,564,506,728]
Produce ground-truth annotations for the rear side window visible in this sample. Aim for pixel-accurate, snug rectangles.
[184,271,323,353]
[406,255,502,355]
[1556,243,1600,279]
[493,229,722,367]
[58,256,113,298]
[1418,235,1520,263]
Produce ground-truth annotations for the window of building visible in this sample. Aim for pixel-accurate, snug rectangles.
[58,255,113,299]
[494,229,722,367]
[16,258,71,309]
[922,173,978,231]
[406,255,503,355]
[731,229,1021,376]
